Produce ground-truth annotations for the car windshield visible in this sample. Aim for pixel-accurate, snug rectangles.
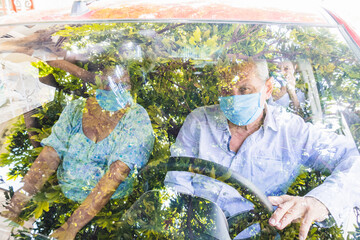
[0,19,359,239]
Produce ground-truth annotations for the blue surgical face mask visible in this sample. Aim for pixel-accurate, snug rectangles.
[96,82,133,112]
[219,88,264,126]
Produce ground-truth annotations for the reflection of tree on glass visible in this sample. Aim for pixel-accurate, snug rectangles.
[118,189,230,239]
[0,77,6,107]
[166,59,360,239]
[0,66,154,240]
[270,60,306,116]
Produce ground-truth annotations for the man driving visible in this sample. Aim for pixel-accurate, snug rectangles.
[165,59,360,239]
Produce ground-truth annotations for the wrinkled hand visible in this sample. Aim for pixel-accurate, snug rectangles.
[0,210,23,225]
[280,63,296,88]
[50,223,77,240]
[268,195,329,240]
[0,191,30,225]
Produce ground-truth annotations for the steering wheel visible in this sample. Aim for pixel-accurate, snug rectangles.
[136,156,278,239]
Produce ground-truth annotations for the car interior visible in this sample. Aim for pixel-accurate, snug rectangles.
[0,20,359,239]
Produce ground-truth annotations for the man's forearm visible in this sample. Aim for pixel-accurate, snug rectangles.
[305,155,360,226]
[286,86,300,110]
[272,86,287,101]
[63,160,130,233]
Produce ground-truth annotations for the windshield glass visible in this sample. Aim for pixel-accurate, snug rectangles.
[0,22,359,239]
[118,189,230,239]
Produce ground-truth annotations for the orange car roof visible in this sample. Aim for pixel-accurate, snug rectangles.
[0,0,333,26]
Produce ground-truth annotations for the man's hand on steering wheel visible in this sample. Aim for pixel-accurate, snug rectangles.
[268,195,329,240]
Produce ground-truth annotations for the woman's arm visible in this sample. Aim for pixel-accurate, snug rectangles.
[50,160,130,240]
[286,83,301,110]
[1,146,60,222]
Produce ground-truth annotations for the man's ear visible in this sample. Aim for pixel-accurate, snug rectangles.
[264,77,273,100]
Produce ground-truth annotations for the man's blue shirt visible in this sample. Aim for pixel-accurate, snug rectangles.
[166,104,360,229]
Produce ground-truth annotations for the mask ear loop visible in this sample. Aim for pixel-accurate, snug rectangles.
[258,84,266,107]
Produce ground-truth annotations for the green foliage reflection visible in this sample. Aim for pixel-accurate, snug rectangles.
[0,21,359,239]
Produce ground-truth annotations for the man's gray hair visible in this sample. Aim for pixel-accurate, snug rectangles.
[252,59,270,83]
[217,58,270,84]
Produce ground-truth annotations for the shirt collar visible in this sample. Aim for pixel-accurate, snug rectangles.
[263,103,278,132]
[215,105,230,131]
